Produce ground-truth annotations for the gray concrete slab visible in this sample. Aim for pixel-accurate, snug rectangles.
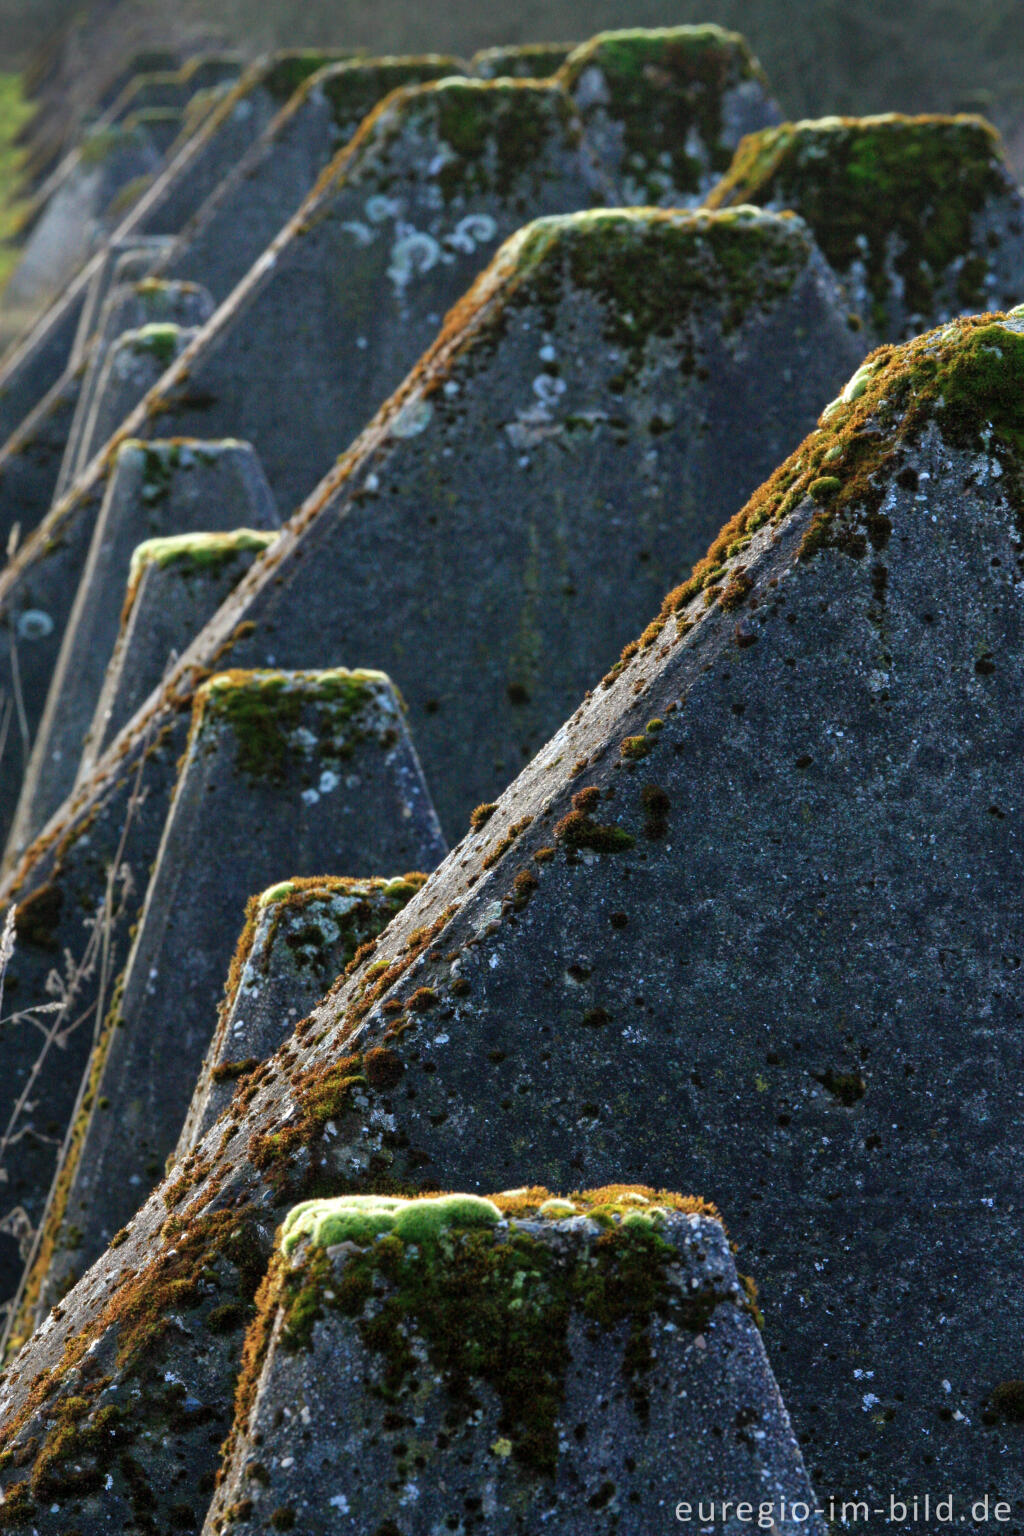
[58,278,214,499]
[8,437,279,853]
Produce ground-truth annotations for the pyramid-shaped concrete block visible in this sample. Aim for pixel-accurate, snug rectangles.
[101,55,244,130]
[2,123,164,315]
[176,873,427,1160]
[57,277,215,498]
[68,236,173,369]
[0,272,215,559]
[78,324,200,468]
[0,52,349,437]
[206,1190,821,1536]
[90,528,277,758]
[471,43,576,79]
[6,437,279,851]
[0,236,169,448]
[707,113,1024,339]
[139,206,864,841]
[8,310,1021,1518]
[159,55,467,305]
[92,49,188,118]
[45,668,446,1284]
[124,77,607,518]
[558,26,781,206]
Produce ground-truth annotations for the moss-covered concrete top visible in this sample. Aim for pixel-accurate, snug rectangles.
[471,43,576,80]
[197,667,389,723]
[192,667,397,782]
[128,529,276,582]
[282,1184,720,1254]
[494,205,815,340]
[256,872,427,913]
[560,23,763,81]
[557,24,774,202]
[342,77,581,204]
[260,49,362,103]
[116,322,188,363]
[707,113,1019,338]
[78,122,152,166]
[317,55,467,132]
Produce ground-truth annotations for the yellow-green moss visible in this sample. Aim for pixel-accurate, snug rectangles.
[281,1192,502,1252]
[320,56,462,135]
[128,528,276,583]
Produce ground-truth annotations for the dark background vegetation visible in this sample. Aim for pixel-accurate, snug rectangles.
[2,0,1022,166]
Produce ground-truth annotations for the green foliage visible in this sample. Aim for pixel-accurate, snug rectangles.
[0,72,30,294]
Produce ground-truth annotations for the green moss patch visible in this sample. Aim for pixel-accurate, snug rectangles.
[281,1192,502,1252]
[708,114,1012,334]
[423,79,576,202]
[129,528,276,582]
[321,57,462,134]
[0,73,31,295]
[262,51,354,102]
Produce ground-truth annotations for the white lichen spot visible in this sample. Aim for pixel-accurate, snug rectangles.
[301,787,320,807]
[532,374,567,409]
[446,212,498,254]
[329,1494,350,1512]
[341,221,374,247]
[318,769,340,794]
[365,194,400,223]
[391,397,434,438]
[388,229,442,290]
[17,609,53,641]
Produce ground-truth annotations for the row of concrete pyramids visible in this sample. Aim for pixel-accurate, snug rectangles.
[0,23,1020,1534]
